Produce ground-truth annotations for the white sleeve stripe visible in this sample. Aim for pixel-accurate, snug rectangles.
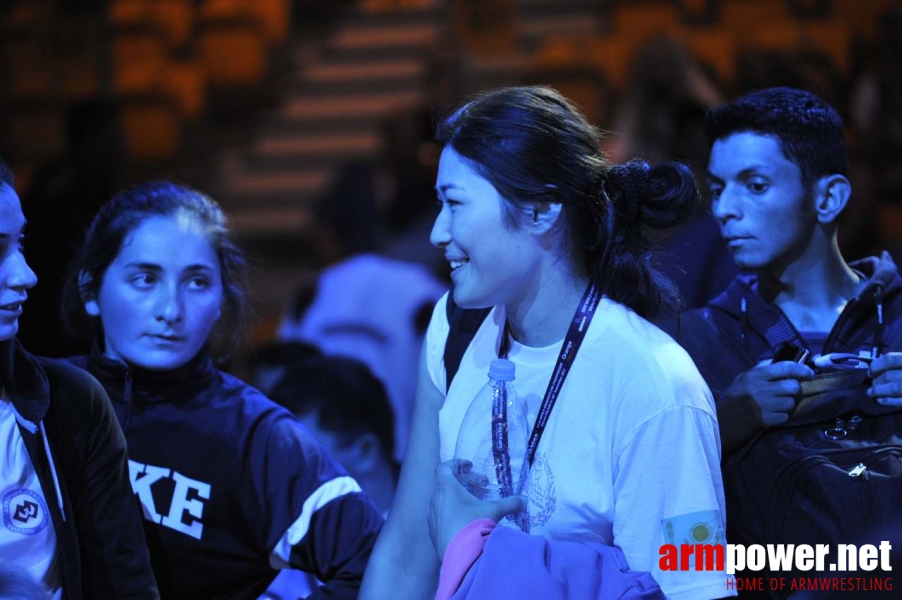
[269,476,362,567]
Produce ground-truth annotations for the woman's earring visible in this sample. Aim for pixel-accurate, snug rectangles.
[85,299,100,317]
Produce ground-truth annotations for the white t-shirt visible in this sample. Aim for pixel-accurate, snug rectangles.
[0,399,61,598]
[428,293,733,600]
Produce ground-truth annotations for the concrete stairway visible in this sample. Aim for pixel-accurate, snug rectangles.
[212,0,604,240]
[213,2,444,238]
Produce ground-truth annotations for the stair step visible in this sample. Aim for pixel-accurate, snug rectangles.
[289,74,421,96]
[330,22,440,49]
[228,205,312,236]
[344,5,442,28]
[302,57,424,82]
[258,112,388,137]
[321,42,436,63]
[252,131,380,160]
[521,13,599,39]
[279,90,422,120]
[224,169,331,197]
[215,3,449,237]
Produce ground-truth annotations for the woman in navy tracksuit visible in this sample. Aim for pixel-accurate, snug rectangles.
[62,181,383,599]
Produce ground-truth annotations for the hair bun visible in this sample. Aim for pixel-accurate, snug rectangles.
[606,161,649,230]
[608,159,699,230]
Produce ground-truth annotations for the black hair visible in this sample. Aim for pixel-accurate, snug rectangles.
[249,340,323,394]
[61,181,250,357]
[436,85,699,319]
[704,86,848,190]
[270,355,395,462]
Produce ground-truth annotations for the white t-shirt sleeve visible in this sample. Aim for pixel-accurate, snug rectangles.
[613,403,734,600]
[425,292,451,395]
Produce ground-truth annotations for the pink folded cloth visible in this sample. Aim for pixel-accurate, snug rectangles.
[434,518,497,600]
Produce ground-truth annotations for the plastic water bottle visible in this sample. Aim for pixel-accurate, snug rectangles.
[454,358,530,531]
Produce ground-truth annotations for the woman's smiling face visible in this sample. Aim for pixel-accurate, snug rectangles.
[430,146,540,310]
[86,214,223,370]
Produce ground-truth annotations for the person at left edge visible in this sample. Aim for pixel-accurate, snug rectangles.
[60,181,383,599]
[0,160,159,599]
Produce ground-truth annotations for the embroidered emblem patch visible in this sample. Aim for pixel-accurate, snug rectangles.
[3,488,49,535]
[661,509,724,546]
[527,452,556,529]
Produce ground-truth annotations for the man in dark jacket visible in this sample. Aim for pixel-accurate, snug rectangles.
[0,163,158,599]
[658,87,902,598]
[661,89,902,597]
[665,87,902,455]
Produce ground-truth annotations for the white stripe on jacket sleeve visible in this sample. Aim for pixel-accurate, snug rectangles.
[269,476,362,568]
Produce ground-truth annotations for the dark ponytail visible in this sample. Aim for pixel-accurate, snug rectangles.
[590,160,700,318]
[438,86,700,319]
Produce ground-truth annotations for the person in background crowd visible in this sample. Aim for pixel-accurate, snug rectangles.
[277,107,448,463]
[271,354,399,516]
[606,35,737,308]
[263,355,401,600]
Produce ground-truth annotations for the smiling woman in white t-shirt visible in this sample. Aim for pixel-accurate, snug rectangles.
[360,86,733,600]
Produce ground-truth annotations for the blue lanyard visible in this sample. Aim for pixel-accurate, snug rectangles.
[498,282,601,467]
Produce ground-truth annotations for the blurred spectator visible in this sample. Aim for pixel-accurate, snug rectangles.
[847,6,902,260]
[735,48,846,110]
[606,36,737,308]
[849,6,902,190]
[313,105,446,277]
[271,354,399,516]
[606,36,722,172]
[277,254,445,462]
[278,102,448,463]
[262,355,399,600]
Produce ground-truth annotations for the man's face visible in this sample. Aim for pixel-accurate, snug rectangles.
[708,132,818,273]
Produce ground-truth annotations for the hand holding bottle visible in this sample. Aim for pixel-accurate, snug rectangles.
[428,459,527,560]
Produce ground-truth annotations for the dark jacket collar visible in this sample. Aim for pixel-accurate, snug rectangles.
[0,338,50,424]
[84,339,217,405]
[709,252,901,317]
[706,252,902,352]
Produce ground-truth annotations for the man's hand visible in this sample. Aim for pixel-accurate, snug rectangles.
[428,460,526,561]
[718,361,814,454]
[868,352,902,406]
[725,361,815,425]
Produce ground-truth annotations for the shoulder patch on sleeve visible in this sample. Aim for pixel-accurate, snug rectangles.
[661,509,724,546]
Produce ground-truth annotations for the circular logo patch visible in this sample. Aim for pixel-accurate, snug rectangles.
[3,488,49,535]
